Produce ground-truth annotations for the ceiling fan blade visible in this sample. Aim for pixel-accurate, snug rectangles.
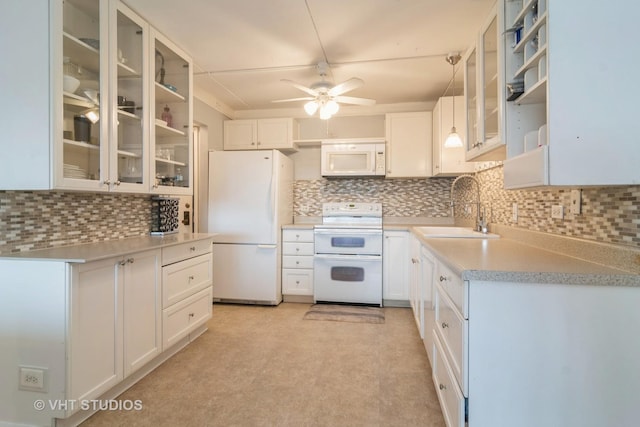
[328,78,364,96]
[334,95,376,106]
[271,97,315,104]
[281,79,318,96]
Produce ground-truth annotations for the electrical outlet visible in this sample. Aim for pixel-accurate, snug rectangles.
[551,205,564,219]
[19,366,47,392]
[512,203,518,222]
[299,204,310,213]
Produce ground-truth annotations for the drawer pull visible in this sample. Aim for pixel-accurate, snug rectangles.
[439,383,446,390]
[439,275,447,282]
[441,322,449,329]
[189,246,196,251]
[188,312,195,318]
[127,258,134,264]
[295,261,300,265]
[295,281,300,284]
[188,275,195,281]
[118,260,126,266]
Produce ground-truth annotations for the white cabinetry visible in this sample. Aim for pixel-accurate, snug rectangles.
[161,240,213,348]
[150,29,193,194]
[464,3,506,162]
[420,245,436,366]
[382,230,410,305]
[432,96,475,176]
[502,0,639,188]
[385,112,432,177]
[408,234,424,338]
[224,118,299,151]
[282,229,314,298]
[72,249,160,402]
[0,0,193,195]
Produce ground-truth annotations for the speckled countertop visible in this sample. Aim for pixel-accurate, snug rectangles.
[284,222,640,286]
[0,233,216,263]
[417,236,639,287]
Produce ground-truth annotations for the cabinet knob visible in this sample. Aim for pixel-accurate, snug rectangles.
[114,180,121,186]
[190,246,196,251]
[441,322,449,329]
[118,260,126,266]
[153,184,159,189]
[188,312,195,318]
[295,261,300,265]
[103,179,111,185]
[439,384,446,390]
[439,275,447,282]
[188,275,194,281]
[295,280,300,284]
[127,258,134,264]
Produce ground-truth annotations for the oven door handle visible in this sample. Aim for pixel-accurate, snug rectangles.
[314,253,381,261]
[314,229,382,236]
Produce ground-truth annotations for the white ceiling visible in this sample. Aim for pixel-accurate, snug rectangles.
[125,0,496,116]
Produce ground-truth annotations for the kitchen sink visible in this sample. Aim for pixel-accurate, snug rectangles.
[414,226,500,239]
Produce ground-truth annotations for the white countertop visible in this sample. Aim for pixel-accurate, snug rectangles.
[0,233,216,263]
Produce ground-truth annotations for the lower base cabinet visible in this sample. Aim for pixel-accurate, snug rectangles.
[0,236,213,427]
[282,228,314,298]
[418,240,640,427]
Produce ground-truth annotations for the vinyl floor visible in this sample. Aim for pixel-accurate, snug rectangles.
[81,302,445,427]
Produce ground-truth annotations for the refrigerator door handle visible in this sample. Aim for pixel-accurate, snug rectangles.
[257,244,277,249]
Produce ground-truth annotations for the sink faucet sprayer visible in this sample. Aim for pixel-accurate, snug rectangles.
[450,174,487,233]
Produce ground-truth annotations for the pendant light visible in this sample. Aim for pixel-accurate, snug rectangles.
[444,52,463,148]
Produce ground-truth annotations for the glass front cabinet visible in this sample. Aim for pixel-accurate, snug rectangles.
[0,0,192,195]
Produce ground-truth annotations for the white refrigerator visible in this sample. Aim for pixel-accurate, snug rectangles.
[208,150,293,305]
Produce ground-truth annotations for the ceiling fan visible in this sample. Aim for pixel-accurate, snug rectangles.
[273,61,375,119]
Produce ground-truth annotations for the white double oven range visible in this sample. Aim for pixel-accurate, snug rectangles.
[313,202,383,307]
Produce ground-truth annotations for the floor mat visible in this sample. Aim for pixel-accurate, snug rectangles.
[303,304,385,324]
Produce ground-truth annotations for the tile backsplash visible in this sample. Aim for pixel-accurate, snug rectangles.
[0,191,152,254]
[295,169,640,250]
[294,178,454,218]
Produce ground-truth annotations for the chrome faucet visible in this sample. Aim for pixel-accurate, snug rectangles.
[450,174,487,233]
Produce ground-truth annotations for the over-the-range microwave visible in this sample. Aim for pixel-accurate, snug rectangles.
[320,138,386,177]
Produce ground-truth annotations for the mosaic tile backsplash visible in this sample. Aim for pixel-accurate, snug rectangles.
[294,178,454,218]
[295,172,640,250]
[0,191,152,254]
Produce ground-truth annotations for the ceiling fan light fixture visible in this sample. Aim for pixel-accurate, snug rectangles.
[325,99,339,116]
[304,100,319,115]
[319,103,332,120]
[444,126,463,148]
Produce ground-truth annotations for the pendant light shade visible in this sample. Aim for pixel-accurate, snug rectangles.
[445,53,463,148]
[304,100,319,115]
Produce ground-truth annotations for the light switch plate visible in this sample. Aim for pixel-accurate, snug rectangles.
[570,189,582,215]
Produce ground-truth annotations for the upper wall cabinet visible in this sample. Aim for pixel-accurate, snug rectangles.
[385,112,433,178]
[0,0,193,195]
[432,96,475,176]
[150,29,193,194]
[224,118,298,152]
[501,0,640,188]
[464,3,506,162]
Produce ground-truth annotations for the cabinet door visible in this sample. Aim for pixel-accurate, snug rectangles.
[421,246,436,366]
[257,118,292,149]
[110,2,149,193]
[385,112,432,177]
[382,231,410,301]
[57,0,110,191]
[123,249,161,377]
[150,28,193,195]
[224,120,257,150]
[69,257,122,403]
[432,96,475,176]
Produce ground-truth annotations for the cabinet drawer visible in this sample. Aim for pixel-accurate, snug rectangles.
[162,239,212,266]
[433,331,465,427]
[282,242,314,256]
[162,253,212,308]
[282,255,314,269]
[435,283,468,396]
[282,269,313,295]
[283,229,314,242]
[436,261,467,319]
[162,287,212,349]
